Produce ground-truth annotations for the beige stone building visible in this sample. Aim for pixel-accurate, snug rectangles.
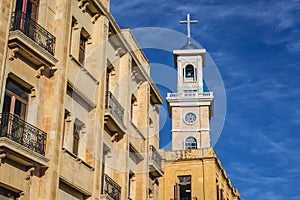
[0,0,163,199]
[0,1,240,200]
[158,15,240,200]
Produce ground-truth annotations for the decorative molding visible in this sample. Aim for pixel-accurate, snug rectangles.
[25,167,35,181]
[91,13,100,23]
[0,137,49,165]
[0,153,6,166]
[59,175,92,197]
[8,47,19,61]
[171,129,210,132]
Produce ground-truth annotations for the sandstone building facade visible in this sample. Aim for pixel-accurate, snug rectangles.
[0,0,163,199]
[0,1,239,200]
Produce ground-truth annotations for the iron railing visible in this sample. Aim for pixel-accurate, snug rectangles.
[150,145,162,169]
[10,10,56,55]
[167,92,213,98]
[105,91,124,126]
[102,174,121,200]
[171,198,197,200]
[0,113,47,156]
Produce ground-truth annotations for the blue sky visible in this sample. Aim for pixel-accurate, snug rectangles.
[110,1,300,199]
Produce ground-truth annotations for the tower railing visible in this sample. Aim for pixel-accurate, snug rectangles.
[167,92,213,98]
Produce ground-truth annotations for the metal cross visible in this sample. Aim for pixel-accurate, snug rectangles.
[179,14,198,41]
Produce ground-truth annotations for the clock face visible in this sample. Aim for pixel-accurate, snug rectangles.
[184,112,197,125]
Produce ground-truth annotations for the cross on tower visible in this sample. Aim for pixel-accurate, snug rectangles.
[179,14,198,43]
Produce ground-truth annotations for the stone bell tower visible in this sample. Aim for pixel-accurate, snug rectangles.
[166,14,214,150]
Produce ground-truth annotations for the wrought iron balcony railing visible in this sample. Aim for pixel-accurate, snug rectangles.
[10,11,56,55]
[105,91,125,126]
[150,145,162,169]
[0,112,47,156]
[102,174,121,200]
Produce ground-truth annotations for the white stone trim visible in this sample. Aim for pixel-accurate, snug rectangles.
[171,129,210,132]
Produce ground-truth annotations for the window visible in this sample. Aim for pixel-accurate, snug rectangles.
[184,64,196,81]
[129,144,142,164]
[216,180,220,200]
[58,181,86,200]
[69,17,78,54]
[79,33,87,64]
[2,78,30,120]
[176,176,191,200]
[128,171,135,200]
[72,123,80,156]
[15,0,39,21]
[185,136,197,149]
[0,186,20,200]
[130,95,138,124]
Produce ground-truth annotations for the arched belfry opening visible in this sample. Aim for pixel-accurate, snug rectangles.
[184,64,196,81]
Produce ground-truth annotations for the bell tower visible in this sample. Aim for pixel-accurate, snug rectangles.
[166,14,214,150]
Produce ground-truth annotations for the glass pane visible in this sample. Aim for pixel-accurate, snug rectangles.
[73,124,80,155]
[15,0,23,12]
[14,99,27,120]
[26,0,39,21]
[2,94,11,113]
[6,80,29,101]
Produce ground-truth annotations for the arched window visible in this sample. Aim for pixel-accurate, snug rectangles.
[184,64,196,81]
[185,136,197,149]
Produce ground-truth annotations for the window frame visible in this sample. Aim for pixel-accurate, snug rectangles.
[78,33,88,64]
[2,79,30,121]
[183,64,197,82]
[72,123,80,156]
[184,136,198,150]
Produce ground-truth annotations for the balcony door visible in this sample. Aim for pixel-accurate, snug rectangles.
[175,176,191,200]
[15,0,39,21]
[14,0,39,36]
[2,79,29,120]
[1,79,29,141]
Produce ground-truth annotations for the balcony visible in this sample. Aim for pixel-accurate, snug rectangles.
[166,91,214,117]
[101,174,121,200]
[149,145,164,178]
[167,92,213,98]
[104,91,126,140]
[0,112,48,167]
[8,11,58,76]
[171,198,197,200]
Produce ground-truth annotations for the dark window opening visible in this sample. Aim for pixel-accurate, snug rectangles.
[177,176,191,200]
[185,136,197,150]
[73,123,80,156]
[130,95,137,124]
[128,171,135,199]
[79,33,87,64]
[0,186,20,200]
[15,0,39,21]
[185,64,195,81]
[2,78,30,120]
